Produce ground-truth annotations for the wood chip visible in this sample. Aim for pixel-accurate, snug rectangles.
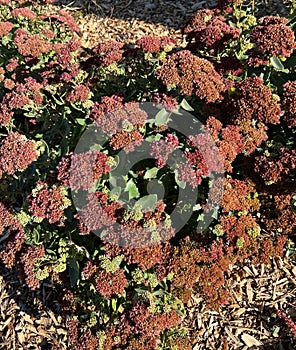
[241,333,263,347]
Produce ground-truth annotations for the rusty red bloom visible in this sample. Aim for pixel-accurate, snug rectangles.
[136,36,177,53]
[69,149,110,191]
[20,245,45,290]
[184,9,241,52]
[94,268,128,299]
[151,93,178,111]
[281,80,296,128]
[66,84,90,103]
[226,77,282,124]
[155,50,225,102]
[87,40,124,67]
[0,132,38,177]
[250,16,296,58]
[28,181,71,225]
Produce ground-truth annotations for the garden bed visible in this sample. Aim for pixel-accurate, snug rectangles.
[0,0,296,349]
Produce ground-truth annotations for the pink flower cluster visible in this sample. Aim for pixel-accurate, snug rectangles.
[91,94,124,123]
[11,7,37,20]
[254,147,296,184]
[151,93,178,111]
[277,310,296,339]
[109,129,144,151]
[0,132,38,177]
[0,21,14,37]
[150,133,179,168]
[20,245,45,290]
[183,9,241,52]
[14,28,52,57]
[65,84,90,103]
[86,40,124,67]
[44,9,80,33]
[28,181,70,225]
[155,50,225,102]
[136,36,177,53]
[93,100,147,136]
[250,16,296,58]
[128,302,182,337]
[69,150,110,191]
[94,268,128,299]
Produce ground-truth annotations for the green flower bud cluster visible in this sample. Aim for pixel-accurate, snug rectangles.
[131,268,144,284]
[99,254,124,273]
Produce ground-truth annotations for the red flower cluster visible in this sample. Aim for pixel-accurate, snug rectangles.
[128,302,182,337]
[57,153,72,187]
[20,245,45,290]
[11,7,37,20]
[277,310,296,339]
[94,268,128,299]
[206,117,244,172]
[155,50,225,102]
[0,202,25,269]
[110,129,143,151]
[69,150,110,191]
[6,58,18,72]
[136,36,177,53]
[254,147,296,184]
[151,93,178,112]
[0,132,38,177]
[221,178,258,212]
[77,193,119,232]
[226,77,282,124]
[250,16,296,58]
[188,132,224,173]
[0,21,14,37]
[183,9,240,52]
[44,9,80,33]
[214,56,243,76]
[273,193,296,235]
[91,94,124,122]
[150,133,179,168]
[281,80,296,128]
[168,241,201,288]
[236,119,268,155]
[94,101,147,136]
[65,84,90,103]
[14,28,52,57]
[86,40,124,67]
[28,181,70,225]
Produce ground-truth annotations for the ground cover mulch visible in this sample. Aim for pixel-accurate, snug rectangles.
[0,1,296,349]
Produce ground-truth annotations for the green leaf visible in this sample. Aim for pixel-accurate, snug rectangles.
[111,298,117,311]
[143,167,159,179]
[180,99,194,111]
[76,118,86,126]
[125,179,140,200]
[145,134,163,142]
[270,57,285,71]
[155,108,171,126]
[136,194,158,211]
[68,258,80,288]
